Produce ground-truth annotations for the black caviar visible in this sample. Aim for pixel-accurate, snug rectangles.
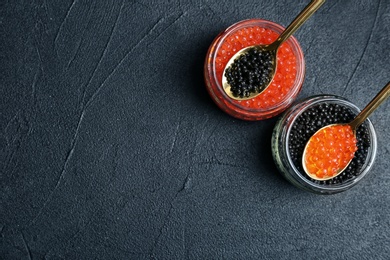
[288,103,371,185]
[225,47,274,98]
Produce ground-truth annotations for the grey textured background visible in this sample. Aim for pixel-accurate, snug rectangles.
[1,0,389,259]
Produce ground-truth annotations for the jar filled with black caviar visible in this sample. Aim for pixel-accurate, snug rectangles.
[271,95,377,194]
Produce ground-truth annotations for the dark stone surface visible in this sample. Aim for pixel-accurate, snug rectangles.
[1,0,389,259]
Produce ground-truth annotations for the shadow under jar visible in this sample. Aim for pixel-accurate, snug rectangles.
[204,19,305,121]
[271,95,377,194]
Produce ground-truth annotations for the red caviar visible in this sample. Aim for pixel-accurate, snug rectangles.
[204,19,304,120]
[304,125,358,180]
[215,26,297,109]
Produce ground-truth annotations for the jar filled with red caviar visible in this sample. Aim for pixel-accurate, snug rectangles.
[271,95,378,194]
[204,19,305,120]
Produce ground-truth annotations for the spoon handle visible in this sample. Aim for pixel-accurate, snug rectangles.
[273,0,325,49]
[350,81,390,130]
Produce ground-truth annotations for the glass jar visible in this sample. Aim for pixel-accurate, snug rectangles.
[204,19,305,121]
[271,95,377,194]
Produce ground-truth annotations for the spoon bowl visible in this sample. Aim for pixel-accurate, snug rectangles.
[222,0,325,100]
[302,123,357,180]
[303,82,390,181]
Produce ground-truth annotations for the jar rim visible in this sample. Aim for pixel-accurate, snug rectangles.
[210,18,306,113]
[205,18,306,119]
[284,95,378,191]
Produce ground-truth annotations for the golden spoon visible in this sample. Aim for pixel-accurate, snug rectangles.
[222,0,325,100]
[303,81,390,181]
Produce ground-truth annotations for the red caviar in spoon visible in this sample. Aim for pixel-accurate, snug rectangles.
[304,125,358,180]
